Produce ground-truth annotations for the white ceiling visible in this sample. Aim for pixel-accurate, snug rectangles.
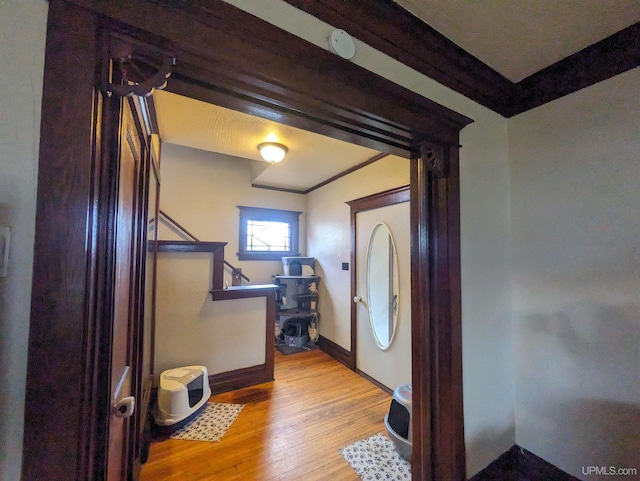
[155,2,640,190]
[154,90,381,191]
[393,0,640,82]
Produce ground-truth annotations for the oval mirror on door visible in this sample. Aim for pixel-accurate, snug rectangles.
[366,222,399,350]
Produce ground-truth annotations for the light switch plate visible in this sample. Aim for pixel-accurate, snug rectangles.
[0,226,11,277]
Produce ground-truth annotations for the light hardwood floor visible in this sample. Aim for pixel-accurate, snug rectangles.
[140,349,392,481]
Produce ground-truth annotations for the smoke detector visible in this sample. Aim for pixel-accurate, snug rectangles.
[328,29,356,60]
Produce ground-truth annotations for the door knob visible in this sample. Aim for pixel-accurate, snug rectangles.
[353,295,362,303]
[114,396,136,419]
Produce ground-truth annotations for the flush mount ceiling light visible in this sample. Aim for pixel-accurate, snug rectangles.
[257,142,288,164]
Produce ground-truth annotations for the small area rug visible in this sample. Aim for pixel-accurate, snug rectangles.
[339,432,411,480]
[170,402,244,442]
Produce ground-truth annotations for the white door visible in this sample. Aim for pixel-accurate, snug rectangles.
[355,202,411,391]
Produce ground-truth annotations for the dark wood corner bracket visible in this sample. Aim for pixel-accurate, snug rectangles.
[101,31,176,98]
[282,0,640,118]
[416,141,448,178]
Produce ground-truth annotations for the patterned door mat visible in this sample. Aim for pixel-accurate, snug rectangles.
[170,402,244,442]
[339,432,411,480]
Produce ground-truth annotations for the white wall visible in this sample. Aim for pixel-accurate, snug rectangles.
[224,2,515,475]
[0,2,47,480]
[458,118,515,474]
[307,156,412,389]
[307,155,410,349]
[158,142,307,284]
[509,67,640,480]
[155,143,307,375]
[155,253,267,376]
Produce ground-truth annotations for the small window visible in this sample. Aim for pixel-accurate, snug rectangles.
[237,206,301,261]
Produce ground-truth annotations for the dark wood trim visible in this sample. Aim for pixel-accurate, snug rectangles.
[155,240,229,290]
[513,21,640,114]
[129,94,156,481]
[251,153,391,194]
[251,183,307,195]
[237,206,303,216]
[410,145,465,481]
[346,185,410,381]
[148,143,161,379]
[283,0,640,118]
[517,447,582,481]
[356,369,394,396]
[469,445,581,481]
[436,145,465,481]
[237,205,301,261]
[23,4,102,481]
[349,204,358,370]
[158,213,251,284]
[282,0,513,116]
[209,288,277,390]
[155,240,226,252]
[209,363,273,395]
[210,284,278,301]
[468,445,519,481]
[159,209,200,241]
[30,2,468,480]
[346,185,410,212]
[157,211,250,282]
[318,335,352,369]
[304,153,390,193]
[265,293,276,385]
[410,156,430,481]
[213,248,224,290]
[448,147,466,480]
[236,252,302,261]
[68,0,472,150]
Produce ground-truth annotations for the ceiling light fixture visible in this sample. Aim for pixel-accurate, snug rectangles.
[257,142,288,164]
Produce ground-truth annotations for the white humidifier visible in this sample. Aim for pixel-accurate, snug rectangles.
[155,365,211,431]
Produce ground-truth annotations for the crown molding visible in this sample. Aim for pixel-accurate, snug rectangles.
[283,0,514,116]
[514,21,640,114]
[283,0,640,118]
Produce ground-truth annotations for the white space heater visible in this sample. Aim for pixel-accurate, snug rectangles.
[384,383,412,460]
[155,365,211,431]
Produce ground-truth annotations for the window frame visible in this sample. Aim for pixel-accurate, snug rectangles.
[237,206,301,261]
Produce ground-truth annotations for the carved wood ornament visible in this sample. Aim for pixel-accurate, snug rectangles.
[417,140,449,178]
[102,32,176,98]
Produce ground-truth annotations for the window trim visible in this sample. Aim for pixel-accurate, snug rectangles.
[237,206,301,261]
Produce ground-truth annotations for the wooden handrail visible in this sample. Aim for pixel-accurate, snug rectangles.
[158,209,250,283]
[159,209,199,241]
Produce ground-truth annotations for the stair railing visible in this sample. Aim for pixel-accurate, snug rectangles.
[158,209,250,285]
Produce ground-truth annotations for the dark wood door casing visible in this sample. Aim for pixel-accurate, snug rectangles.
[346,186,411,371]
[23,4,103,481]
[107,96,139,481]
[411,146,465,481]
[105,89,152,480]
[25,2,471,480]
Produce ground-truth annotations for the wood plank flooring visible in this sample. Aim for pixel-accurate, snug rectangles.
[140,349,392,481]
